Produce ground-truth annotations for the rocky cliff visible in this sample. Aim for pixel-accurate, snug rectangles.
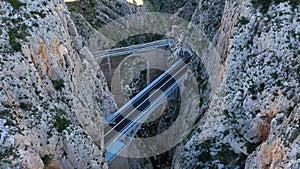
[80,0,299,168]
[175,0,300,168]
[1,0,299,168]
[0,0,116,168]
[67,0,147,53]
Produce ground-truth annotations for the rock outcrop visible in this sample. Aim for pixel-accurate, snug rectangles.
[67,0,147,53]
[175,0,300,168]
[0,0,116,168]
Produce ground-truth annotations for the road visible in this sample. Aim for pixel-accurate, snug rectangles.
[93,39,175,59]
[104,51,192,146]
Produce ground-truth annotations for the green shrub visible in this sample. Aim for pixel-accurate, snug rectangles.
[223,109,229,117]
[8,28,22,52]
[239,16,249,25]
[258,83,265,92]
[66,0,103,28]
[197,149,212,162]
[217,144,239,164]
[251,0,297,13]
[245,142,260,154]
[20,23,27,31]
[289,0,299,9]
[116,2,122,8]
[251,0,275,13]
[54,110,70,133]
[6,0,25,10]
[286,106,294,116]
[12,42,22,52]
[251,95,258,100]
[289,129,299,143]
[196,139,213,162]
[57,108,67,115]
[20,102,30,110]
[249,84,257,94]
[4,119,15,126]
[270,72,278,79]
[30,11,46,18]
[0,146,14,159]
[51,79,65,91]
[41,155,52,166]
[0,109,11,118]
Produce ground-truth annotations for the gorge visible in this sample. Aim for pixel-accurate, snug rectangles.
[0,0,299,169]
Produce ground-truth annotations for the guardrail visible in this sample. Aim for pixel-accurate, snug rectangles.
[105,76,185,163]
[93,39,175,59]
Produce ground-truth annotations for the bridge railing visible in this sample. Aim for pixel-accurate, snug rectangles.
[105,75,185,163]
[93,39,175,59]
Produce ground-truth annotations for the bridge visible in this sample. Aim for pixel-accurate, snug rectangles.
[94,39,175,104]
[93,39,174,59]
[93,40,193,163]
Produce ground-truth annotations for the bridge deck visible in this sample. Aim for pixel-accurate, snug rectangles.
[93,40,194,163]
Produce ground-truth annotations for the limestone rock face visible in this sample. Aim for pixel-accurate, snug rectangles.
[175,0,300,168]
[190,0,226,41]
[68,0,299,168]
[67,0,147,53]
[1,0,299,168]
[67,0,144,30]
[0,0,116,168]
